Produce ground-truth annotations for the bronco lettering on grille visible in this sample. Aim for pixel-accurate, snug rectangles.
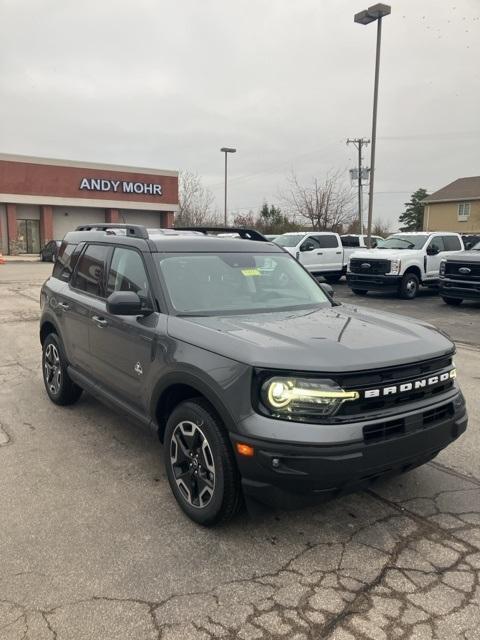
[362,369,456,399]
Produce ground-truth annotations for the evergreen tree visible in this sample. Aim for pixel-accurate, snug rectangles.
[398,188,429,231]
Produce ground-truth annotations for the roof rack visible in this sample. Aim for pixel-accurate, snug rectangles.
[75,223,149,239]
[173,226,268,242]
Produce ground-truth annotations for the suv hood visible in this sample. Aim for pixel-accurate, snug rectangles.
[167,305,453,373]
[445,251,480,263]
[350,249,421,260]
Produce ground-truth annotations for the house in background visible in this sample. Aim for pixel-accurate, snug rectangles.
[422,176,480,233]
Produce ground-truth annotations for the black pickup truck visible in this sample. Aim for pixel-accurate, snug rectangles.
[439,242,480,305]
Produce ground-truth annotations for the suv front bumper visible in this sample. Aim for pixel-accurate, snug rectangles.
[346,273,401,291]
[232,392,467,509]
[440,277,480,301]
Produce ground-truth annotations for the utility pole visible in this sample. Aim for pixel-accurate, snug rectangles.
[347,138,370,233]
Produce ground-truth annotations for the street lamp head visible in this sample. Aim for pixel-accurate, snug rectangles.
[354,3,391,24]
[220,147,237,153]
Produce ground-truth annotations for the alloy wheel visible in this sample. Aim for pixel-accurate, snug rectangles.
[170,421,216,508]
[44,343,62,395]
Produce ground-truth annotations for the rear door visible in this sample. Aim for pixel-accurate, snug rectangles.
[88,246,159,412]
[313,234,343,272]
[64,243,110,374]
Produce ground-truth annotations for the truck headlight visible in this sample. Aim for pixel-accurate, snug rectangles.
[261,377,359,420]
[439,260,446,277]
[389,259,401,275]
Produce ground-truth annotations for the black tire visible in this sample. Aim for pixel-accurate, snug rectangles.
[352,289,368,296]
[326,274,342,284]
[399,272,419,299]
[164,399,242,526]
[442,297,463,306]
[42,333,83,406]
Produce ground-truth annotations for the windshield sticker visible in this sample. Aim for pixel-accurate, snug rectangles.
[241,268,261,277]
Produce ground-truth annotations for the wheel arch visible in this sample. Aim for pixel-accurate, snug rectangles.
[403,264,422,281]
[151,372,237,443]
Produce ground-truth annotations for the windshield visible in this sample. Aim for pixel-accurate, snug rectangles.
[156,252,330,315]
[377,235,428,250]
[274,234,304,247]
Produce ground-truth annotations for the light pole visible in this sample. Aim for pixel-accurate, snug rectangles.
[354,3,391,248]
[220,147,236,226]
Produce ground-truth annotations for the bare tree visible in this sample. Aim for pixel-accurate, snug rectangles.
[177,170,218,226]
[372,219,392,237]
[281,171,355,232]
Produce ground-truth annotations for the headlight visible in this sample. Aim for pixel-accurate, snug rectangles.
[389,259,401,275]
[261,377,359,420]
[439,260,446,277]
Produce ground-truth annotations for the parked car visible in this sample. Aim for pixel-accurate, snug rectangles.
[264,234,278,241]
[40,240,61,262]
[461,234,480,251]
[439,241,480,305]
[346,232,464,299]
[39,224,467,526]
[275,231,345,282]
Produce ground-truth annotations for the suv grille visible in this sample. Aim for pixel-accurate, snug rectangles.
[363,402,454,444]
[334,355,455,420]
[349,258,391,275]
[445,261,480,281]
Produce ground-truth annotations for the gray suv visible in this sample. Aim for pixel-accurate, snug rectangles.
[40,224,467,525]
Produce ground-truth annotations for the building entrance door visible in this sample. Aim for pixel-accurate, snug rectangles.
[17,219,41,254]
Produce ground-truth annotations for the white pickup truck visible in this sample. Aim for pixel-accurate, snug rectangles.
[340,234,384,263]
[346,232,464,299]
[274,232,345,282]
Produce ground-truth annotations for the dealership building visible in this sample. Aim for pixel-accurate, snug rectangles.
[0,154,179,255]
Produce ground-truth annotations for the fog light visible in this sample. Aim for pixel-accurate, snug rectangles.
[236,442,255,457]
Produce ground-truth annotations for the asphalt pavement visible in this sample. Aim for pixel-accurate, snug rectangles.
[1,263,479,640]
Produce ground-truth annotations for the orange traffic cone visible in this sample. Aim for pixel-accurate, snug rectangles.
[0,253,5,265]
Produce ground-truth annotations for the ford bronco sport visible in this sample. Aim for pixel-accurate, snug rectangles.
[40,224,467,525]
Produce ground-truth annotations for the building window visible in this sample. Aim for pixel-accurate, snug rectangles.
[458,202,471,221]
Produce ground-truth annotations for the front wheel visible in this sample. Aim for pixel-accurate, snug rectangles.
[42,333,83,405]
[442,297,462,306]
[165,400,242,526]
[399,273,419,299]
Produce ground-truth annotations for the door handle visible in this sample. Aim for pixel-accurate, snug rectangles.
[317,252,323,255]
[57,301,70,310]
[92,315,108,327]
[336,251,342,254]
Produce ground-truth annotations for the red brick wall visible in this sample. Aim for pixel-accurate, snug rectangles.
[0,159,178,206]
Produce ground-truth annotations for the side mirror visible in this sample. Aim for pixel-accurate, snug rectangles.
[301,243,314,252]
[107,291,143,315]
[427,245,439,256]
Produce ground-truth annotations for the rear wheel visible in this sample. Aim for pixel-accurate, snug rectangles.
[442,297,462,306]
[399,273,419,299]
[165,400,242,526]
[325,274,342,284]
[42,333,83,405]
[352,289,368,296]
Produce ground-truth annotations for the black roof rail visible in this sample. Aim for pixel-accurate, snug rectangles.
[74,223,149,239]
[173,226,268,242]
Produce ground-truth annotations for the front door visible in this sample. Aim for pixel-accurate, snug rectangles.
[425,236,445,279]
[88,246,159,413]
[16,219,41,254]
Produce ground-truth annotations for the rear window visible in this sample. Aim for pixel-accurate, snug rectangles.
[52,242,79,281]
[443,236,462,251]
[72,244,110,297]
[314,235,339,248]
[341,236,360,247]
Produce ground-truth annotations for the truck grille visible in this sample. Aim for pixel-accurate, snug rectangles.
[363,402,454,444]
[349,258,391,275]
[445,261,480,281]
[334,354,455,420]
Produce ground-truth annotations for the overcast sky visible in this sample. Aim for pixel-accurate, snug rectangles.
[1,0,479,229]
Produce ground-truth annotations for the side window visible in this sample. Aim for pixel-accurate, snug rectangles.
[300,236,320,252]
[107,247,151,306]
[52,242,79,281]
[72,244,110,297]
[341,236,360,247]
[443,236,461,251]
[429,237,445,253]
[314,234,339,248]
